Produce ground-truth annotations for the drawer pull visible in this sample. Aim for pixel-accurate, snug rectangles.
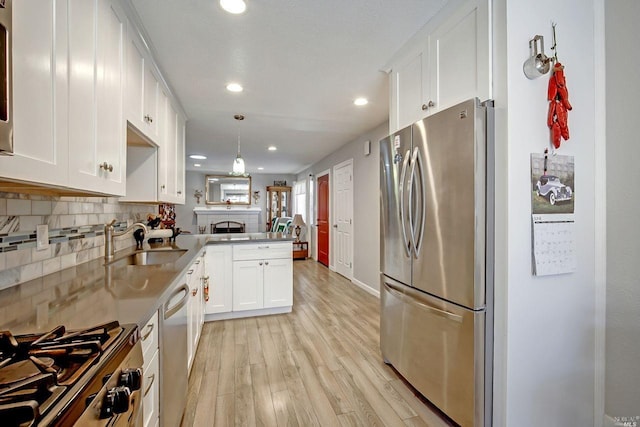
[144,373,156,397]
[258,245,270,249]
[141,323,154,341]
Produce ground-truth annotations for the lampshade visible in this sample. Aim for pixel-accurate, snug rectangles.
[233,154,245,174]
[292,214,306,227]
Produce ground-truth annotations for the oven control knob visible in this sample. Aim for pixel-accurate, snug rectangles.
[119,368,142,391]
[100,386,131,418]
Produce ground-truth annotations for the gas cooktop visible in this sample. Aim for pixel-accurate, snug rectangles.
[0,321,139,426]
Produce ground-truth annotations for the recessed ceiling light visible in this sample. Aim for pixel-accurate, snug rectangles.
[354,97,368,106]
[267,146,277,151]
[194,163,201,167]
[258,167,264,170]
[226,83,243,92]
[189,154,207,160]
[220,0,246,14]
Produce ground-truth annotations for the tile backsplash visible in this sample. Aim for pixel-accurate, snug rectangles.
[0,193,154,290]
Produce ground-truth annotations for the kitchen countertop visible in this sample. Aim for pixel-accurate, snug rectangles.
[205,232,294,244]
[0,233,293,335]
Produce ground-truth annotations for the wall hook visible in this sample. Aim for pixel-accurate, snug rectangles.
[523,35,552,79]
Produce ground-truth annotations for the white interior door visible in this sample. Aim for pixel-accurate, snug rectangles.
[333,159,353,279]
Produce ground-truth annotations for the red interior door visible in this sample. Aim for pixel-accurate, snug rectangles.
[317,174,329,267]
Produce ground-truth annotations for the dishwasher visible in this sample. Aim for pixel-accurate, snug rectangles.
[161,280,190,427]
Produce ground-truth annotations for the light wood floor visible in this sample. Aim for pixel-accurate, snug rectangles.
[182,260,454,427]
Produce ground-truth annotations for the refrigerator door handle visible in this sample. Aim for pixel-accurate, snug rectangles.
[413,147,426,256]
[399,149,411,258]
[408,147,419,257]
[384,281,463,323]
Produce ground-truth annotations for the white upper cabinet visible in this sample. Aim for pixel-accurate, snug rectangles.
[0,1,69,186]
[391,48,428,131]
[125,28,160,143]
[121,16,186,205]
[388,0,490,132]
[0,0,126,196]
[67,0,126,195]
[428,0,490,114]
[175,114,186,204]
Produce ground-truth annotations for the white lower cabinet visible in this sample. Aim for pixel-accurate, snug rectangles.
[142,350,159,427]
[233,260,264,311]
[141,311,159,427]
[187,255,205,372]
[263,258,294,308]
[204,246,233,314]
[204,242,293,321]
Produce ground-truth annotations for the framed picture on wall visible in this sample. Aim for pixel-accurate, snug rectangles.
[273,180,287,186]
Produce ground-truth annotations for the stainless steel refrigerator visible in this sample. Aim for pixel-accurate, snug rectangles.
[380,98,494,427]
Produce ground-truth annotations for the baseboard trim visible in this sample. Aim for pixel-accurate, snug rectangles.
[351,278,380,298]
[204,306,291,322]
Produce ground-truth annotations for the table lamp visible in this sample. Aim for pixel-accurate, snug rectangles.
[292,214,306,242]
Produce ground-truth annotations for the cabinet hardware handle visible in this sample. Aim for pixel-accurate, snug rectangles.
[258,245,270,249]
[265,261,269,266]
[192,288,198,296]
[161,185,166,190]
[143,373,156,397]
[149,116,153,123]
[195,260,200,264]
[259,262,263,266]
[99,162,113,172]
[421,104,428,110]
[187,269,194,275]
[177,191,182,195]
[141,323,154,341]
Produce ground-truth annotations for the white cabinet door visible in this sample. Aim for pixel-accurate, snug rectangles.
[428,0,490,113]
[125,32,159,142]
[232,260,264,311]
[391,47,428,131]
[67,0,126,195]
[95,0,126,194]
[125,33,146,133]
[159,95,178,203]
[204,246,232,314]
[143,66,160,140]
[142,349,159,427]
[263,258,293,308]
[175,114,186,204]
[0,1,69,186]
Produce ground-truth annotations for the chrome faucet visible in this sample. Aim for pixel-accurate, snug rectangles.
[104,219,148,262]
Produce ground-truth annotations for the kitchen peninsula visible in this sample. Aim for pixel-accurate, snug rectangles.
[0,232,293,427]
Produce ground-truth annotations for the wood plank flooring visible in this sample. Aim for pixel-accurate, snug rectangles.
[182,260,455,427]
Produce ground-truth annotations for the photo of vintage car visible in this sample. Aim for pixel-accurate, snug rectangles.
[535,174,573,205]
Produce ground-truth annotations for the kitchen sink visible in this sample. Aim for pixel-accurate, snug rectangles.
[107,249,188,266]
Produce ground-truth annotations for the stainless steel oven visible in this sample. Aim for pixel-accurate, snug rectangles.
[0,0,12,154]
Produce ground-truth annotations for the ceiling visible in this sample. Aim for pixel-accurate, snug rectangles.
[130,0,447,174]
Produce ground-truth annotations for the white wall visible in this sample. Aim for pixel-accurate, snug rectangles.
[297,122,387,294]
[604,0,640,419]
[174,171,295,234]
[492,1,603,425]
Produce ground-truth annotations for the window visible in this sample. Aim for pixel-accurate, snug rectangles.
[293,180,307,223]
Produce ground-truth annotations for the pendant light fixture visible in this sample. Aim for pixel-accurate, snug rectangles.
[231,114,246,175]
